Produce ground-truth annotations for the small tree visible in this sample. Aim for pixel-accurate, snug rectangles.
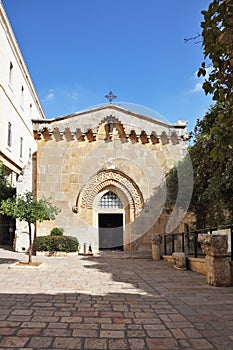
[0,191,60,263]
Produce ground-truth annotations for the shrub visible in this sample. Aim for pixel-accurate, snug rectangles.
[50,227,64,236]
[35,235,79,253]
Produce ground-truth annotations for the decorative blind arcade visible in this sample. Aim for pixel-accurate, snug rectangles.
[98,191,123,209]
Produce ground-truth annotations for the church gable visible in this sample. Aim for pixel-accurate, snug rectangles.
[32,104,188,145]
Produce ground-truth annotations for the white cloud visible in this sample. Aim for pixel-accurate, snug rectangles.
[43,89,55,102]
[66,92,79,100]
[193,81,203,92]
[192,67,211,93]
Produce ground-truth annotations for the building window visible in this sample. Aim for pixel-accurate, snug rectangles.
[20,137,23,158]
[7,122,12,147]
[29,103,32,118]
[98,191,123,209]
[9,62,13,84]
[21,86,24,107]
[29,148,32,159]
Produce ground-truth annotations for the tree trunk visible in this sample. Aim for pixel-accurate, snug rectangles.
[28,222,32,264]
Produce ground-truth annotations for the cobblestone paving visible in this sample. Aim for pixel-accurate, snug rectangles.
[0,249,232,349]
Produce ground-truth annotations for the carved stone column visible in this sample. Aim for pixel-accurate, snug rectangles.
[198,234,231,287]
[151,234,162,261]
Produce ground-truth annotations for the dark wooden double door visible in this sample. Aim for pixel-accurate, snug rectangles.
[99,213,123,250]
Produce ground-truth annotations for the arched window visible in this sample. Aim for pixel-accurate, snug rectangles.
[98,191,123,209]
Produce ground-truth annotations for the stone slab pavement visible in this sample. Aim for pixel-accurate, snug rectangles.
[0,248,232,350]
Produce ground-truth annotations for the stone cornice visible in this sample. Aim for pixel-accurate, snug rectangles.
[32,105,189,144]
[33,126,189,145]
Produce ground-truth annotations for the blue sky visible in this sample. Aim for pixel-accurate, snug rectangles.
[2,0,212,132]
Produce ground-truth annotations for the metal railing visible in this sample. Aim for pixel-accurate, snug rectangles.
[164,224,233,261]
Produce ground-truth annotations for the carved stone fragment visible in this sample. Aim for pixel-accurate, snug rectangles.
[198,234,228,257]
[172,252,187,270]
[151,234,162,245]
[198,234,231,287]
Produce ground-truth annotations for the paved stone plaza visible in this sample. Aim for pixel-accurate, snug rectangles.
[0,249,233,349]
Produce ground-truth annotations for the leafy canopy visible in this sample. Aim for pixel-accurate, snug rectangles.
[0,191,60,224]
[0,163,15,200]
[166,104,233,228]
[0,191,60,263]
[198,0,233,156]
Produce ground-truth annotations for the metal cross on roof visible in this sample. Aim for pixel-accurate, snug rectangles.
[105,91,117,104]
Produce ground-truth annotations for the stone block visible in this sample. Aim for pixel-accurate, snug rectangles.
[172,252,186,270]
[205,255,231,287]
[187,257,206,275]
[198,234,231,286]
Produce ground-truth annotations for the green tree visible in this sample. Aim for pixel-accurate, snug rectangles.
[166,104,233,228]
[0,191,60,263]
[0,163,15,200]
[198,0,233,157]
[188,106,232,227]
[165,152,210,229]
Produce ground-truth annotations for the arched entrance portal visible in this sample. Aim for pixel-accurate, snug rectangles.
[98,191,123,250]
[74,169,144,252]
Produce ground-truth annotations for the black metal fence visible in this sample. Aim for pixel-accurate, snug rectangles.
[164,224,233,261]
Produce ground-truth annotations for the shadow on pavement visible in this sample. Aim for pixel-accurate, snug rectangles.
[0,257,19,264]
[0,252,232,349]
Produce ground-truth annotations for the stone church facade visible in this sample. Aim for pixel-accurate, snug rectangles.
[31,104,188,254]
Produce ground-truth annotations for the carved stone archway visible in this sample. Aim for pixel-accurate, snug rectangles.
[74,169,144,218]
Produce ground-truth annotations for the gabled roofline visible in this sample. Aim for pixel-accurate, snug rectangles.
[32,104,187,129]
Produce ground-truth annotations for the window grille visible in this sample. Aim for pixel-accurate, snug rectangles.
[98,191,123,209]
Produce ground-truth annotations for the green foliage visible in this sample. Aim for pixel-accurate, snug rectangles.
[0,163,15,201]
[166,153,193,213]
[198,0,233,156]
[0,191,60,224]
[165,167,178,212]
[0,190,60,263]
[35,235,79,253]
[166,104,233,228]
[50,227,64,236]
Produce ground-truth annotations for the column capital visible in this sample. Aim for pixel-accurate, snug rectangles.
[198,234,228,257]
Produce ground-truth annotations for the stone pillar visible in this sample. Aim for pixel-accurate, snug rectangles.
[151,234,162,261]
[198,234,231,287]
[15,160,34,252]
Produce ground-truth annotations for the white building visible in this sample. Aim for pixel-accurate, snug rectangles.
[0,1,45,246]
